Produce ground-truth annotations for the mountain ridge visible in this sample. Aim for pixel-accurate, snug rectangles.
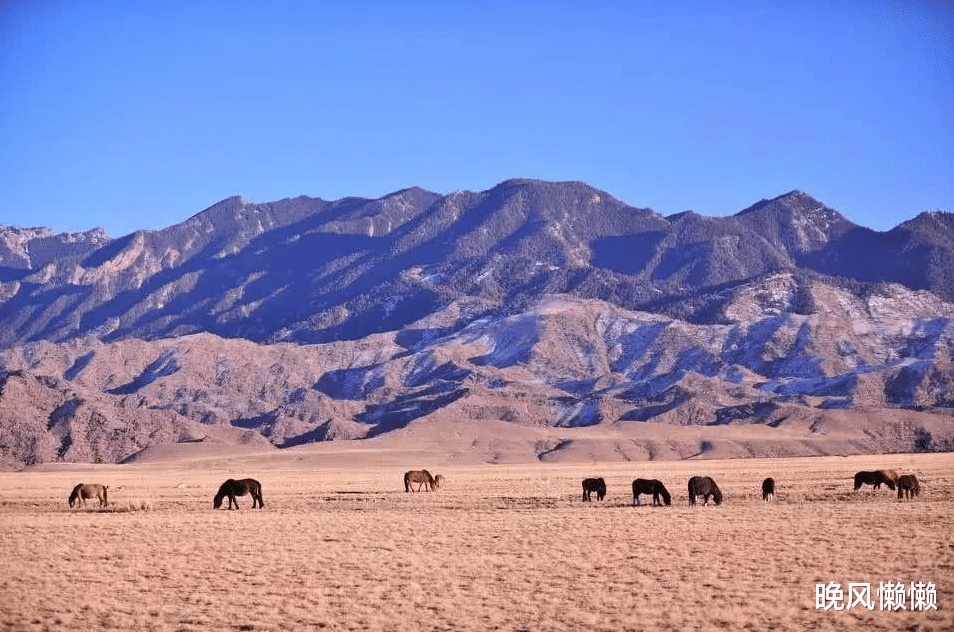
[2,180,952,349]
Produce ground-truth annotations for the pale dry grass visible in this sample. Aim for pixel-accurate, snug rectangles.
[0,452,952,631]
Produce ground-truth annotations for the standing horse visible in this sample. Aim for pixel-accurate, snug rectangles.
[404,470,436,492]
[582,477,606,501]
[762,477,775,501]
[853,470,898,491]
[213,478,264,509]
[69,483,108,508]
[897,474,920,500]
[688,476,722,506]
[631,479,671,506]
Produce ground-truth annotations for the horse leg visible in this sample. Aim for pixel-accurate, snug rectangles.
[633,494,640,507]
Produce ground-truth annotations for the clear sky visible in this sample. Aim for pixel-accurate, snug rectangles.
[1,1,952,237]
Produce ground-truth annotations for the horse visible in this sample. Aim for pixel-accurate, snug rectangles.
[853,470,898,491]
[404,470,436,492]
[688,476,722,506]
[432,474,445,491]
[897,474,920,500]
[582,477,606,501]
[631,478,671,506]
[762,477,775,501]
[213,478,264,509]
[68,483,108,508]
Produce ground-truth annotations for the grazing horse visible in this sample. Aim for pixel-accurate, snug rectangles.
[213,478,264,509]
[69,483,108,508]
[897,474,920,500]
[762,477,775,501]
[404,470,436,492]
[853,470,898,491]
[688,476,722,506]
[631,479,671,506]
[582,477,606,501]
[432,474,445,491]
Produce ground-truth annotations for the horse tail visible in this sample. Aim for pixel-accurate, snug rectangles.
[688,479,695,506]
[102,486,108,507]
[404,472,411,493]
[68,485,79,508]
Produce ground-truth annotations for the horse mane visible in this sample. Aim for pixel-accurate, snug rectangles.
[877,469,898,490]
[710,479,723,505]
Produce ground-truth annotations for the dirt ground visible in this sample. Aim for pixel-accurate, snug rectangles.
[0,450,951,631]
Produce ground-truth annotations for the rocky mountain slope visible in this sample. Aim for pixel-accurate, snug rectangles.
[1,180,952,467]
[1,275,952,467]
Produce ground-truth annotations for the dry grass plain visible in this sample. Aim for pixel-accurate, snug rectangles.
[0,447,952,632]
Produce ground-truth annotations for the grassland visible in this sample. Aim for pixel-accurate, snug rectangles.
[0,450,951,631]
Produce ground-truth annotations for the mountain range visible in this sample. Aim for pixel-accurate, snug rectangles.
[1,179,952,467]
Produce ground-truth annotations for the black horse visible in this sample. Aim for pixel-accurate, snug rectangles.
[688,476,722,506]
[897,474,920,500]
[214,478,264,509]
[582,478,606,501]
[853,470,898,491]
[632,479,671,506]
[762,477,775,501]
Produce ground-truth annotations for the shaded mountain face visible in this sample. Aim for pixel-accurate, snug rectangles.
[1,180,952,348]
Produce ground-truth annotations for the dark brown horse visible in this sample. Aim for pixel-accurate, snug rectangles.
[404,470,436,492]
[762,477,775,501]
[582,477,606,501]
[688,476,722,506]
[853,470,898,491]
[897,474,920,500]
[69,483,108,508]
[632,479,671,506]
[213,478,264,509]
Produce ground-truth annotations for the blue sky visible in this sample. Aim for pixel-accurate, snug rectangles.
[1,1,952,237]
